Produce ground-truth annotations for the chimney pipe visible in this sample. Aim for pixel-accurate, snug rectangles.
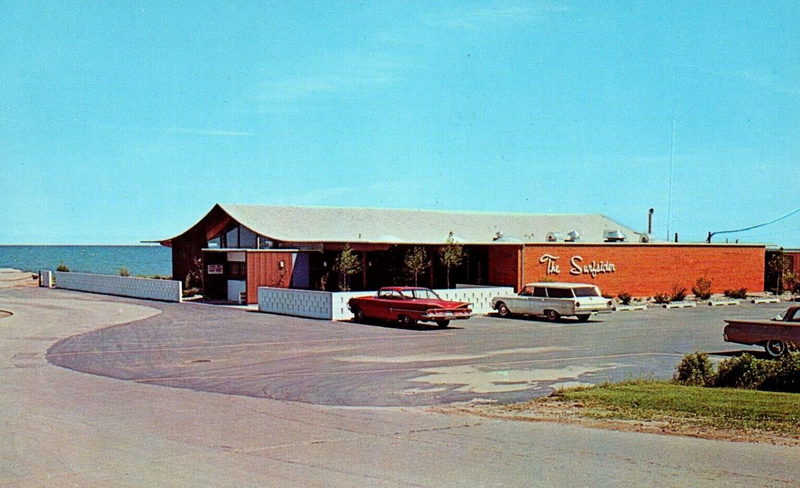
[647,208,654,235]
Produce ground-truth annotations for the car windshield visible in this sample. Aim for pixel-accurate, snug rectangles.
[402,289,441,300]
[573,287,600,297]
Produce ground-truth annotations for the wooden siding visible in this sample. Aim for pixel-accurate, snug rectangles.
[246,252,295,304]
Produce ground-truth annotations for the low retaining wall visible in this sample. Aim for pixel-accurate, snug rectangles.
[258,286,515,321]
[54,272,182,302]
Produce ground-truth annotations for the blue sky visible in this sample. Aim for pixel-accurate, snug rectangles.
[1,1,798,245]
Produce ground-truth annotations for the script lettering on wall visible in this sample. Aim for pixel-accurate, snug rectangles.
[539,254,616,278]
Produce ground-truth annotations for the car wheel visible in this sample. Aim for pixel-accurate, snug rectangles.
[436,320,450,328]
[545,310,560,322]
[352,307,365,322]
[399,315,417,327]
[576,314,590,322]
[496,302,511,318]
[765,339,787,358]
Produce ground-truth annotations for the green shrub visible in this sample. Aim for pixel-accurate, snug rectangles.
[56,262,70,272]
[761,352,800,393]
[691,277,713,300]
[670,284,687,302]
[714,354,775,389]
[617,292,632,305]
[724,288,748,299]
[118,267,130,277]
[673,352,715,386]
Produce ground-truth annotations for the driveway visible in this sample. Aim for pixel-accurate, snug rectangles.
[48,292,783,407]
[1,287,798,487]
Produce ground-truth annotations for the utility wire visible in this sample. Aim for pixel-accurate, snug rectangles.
[707,206,800,242]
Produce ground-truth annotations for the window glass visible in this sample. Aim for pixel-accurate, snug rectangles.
[547,287,574,298]
[225,227,239,248]
[411,289,440,300]
[207,237,221,248]
[228,262,246,280]
[532,287,547,297]
[239,226,257,248]
[573,287,600,297]
[519,286,533,296]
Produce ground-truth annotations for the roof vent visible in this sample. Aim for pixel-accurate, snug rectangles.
[546,231,564,243]
[603,230,627,243]
[493,231,504,241]
[565,230,582,242]
[639,234,652,243]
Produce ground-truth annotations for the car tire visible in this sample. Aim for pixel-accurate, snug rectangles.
[399,315,417,327]
[765,339,787,358]
[352,307,365,322]
[545,310,560,322]
[436,320,450,328]
[576,314,590,322]
[496,302,511,318]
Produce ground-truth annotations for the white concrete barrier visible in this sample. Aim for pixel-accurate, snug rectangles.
[662,301,697,309]
[54,272,182,302]
[708,299,740,307]
[751,297,780,304]
[615,304,648,311]
[258,286,515,321]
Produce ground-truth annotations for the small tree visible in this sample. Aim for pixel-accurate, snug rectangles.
[768,249,791,293]
[440,232,464,289]
[118,267,130,277]
[56,262,70,272]
[404,247,430,286]
[334,244,362,291]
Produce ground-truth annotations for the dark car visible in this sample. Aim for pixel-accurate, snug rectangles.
[724,305,800,357]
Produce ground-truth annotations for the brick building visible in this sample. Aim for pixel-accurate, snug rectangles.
[159,204,765,303]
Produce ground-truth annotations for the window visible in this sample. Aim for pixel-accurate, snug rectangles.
[225,227,239,248]
[207,236,221,248]
[228,262,246,280]
[547,287,574,298]
[240,226,257,248]
[532,287,547,297]
[409,289,441,300]
[573,287,600,297]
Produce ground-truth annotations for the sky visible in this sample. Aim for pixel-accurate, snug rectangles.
[1,1,798,246]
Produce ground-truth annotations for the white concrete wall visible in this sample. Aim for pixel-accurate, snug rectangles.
[258,286,513,321]
[443,286,515,314]
[258,288,333,319]
[54,272,182,302]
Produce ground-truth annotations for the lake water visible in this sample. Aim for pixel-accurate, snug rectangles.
[0,245,172,277]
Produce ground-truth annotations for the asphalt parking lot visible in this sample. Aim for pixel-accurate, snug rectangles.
[46,293,788,408]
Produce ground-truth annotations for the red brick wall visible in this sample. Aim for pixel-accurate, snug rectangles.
[509,244,764,297]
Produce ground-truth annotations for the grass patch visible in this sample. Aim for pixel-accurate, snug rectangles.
[531,380,800,436]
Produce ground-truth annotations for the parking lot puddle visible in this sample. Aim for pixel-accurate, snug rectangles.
[407,364,619,394]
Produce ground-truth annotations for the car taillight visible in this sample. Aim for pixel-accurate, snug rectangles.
[607,300,612,306]
[575,301,580,307]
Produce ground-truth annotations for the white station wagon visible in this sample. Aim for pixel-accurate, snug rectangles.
[491,282,614,322]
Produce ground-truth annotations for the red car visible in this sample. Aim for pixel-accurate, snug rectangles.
[348,287,472,328]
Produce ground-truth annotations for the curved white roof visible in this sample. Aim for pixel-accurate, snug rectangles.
[165,204,643,245]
